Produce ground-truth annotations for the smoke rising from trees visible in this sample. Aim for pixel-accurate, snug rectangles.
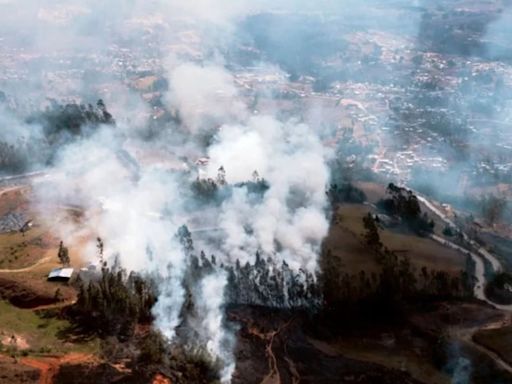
[0,1,340,381]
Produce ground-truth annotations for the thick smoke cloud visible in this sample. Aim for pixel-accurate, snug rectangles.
[205,116,330,270]
[192,272,236,383]
[166,63,248,134]
[0,0,338,381]
[31,96,330,383]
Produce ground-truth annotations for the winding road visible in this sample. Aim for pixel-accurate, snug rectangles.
[413,192,512,311]
[0,255,53,273]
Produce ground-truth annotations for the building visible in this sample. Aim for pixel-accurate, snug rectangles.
[47,268,74,282]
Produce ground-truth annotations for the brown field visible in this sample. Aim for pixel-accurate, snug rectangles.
[324,203,465,275]
[324,206,380,274]
[0,187,30,216]
[0,185,87,309]
[0,186,48,270]
[355,181,387,204]
[0,226,57,269]
[0,229,81,308]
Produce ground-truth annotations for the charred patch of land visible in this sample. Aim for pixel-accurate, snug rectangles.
[229,305,425,384]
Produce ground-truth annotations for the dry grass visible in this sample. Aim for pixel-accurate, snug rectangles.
[354,181,387,204]
[0,185,90,303]
[0,226,58,269]
[0,187,30,216]
[323,205,380,275]
[324,203,465,275]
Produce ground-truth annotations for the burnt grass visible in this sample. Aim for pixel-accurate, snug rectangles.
[229,305,423,384]
[228,302,512,384]
[37,300,512,384]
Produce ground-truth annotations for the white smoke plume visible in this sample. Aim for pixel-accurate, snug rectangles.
[166,63,248,134]
[33,131,189,342]
[193,271,236,384]
[205,116,330,270]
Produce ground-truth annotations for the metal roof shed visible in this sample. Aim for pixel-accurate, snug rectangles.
[47,267,74,282]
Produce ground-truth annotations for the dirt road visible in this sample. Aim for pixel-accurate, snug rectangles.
[0,255,53,273]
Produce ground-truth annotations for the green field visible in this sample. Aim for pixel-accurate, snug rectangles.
[0,301,98,356]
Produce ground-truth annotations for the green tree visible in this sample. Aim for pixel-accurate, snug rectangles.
[363,213,382,250]
[57,241,70,266]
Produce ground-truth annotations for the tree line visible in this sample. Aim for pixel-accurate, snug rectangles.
[377,183,435,235]
[71,263,156,340]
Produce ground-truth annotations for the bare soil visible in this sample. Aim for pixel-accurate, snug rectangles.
[20,353,97,384]
[0,355,39,384]
[0,275,74,309]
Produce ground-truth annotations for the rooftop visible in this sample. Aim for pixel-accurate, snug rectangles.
[48,267,74,280]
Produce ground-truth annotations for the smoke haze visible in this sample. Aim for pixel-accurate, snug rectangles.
[3,0,512,382]
[0,1,341,381]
